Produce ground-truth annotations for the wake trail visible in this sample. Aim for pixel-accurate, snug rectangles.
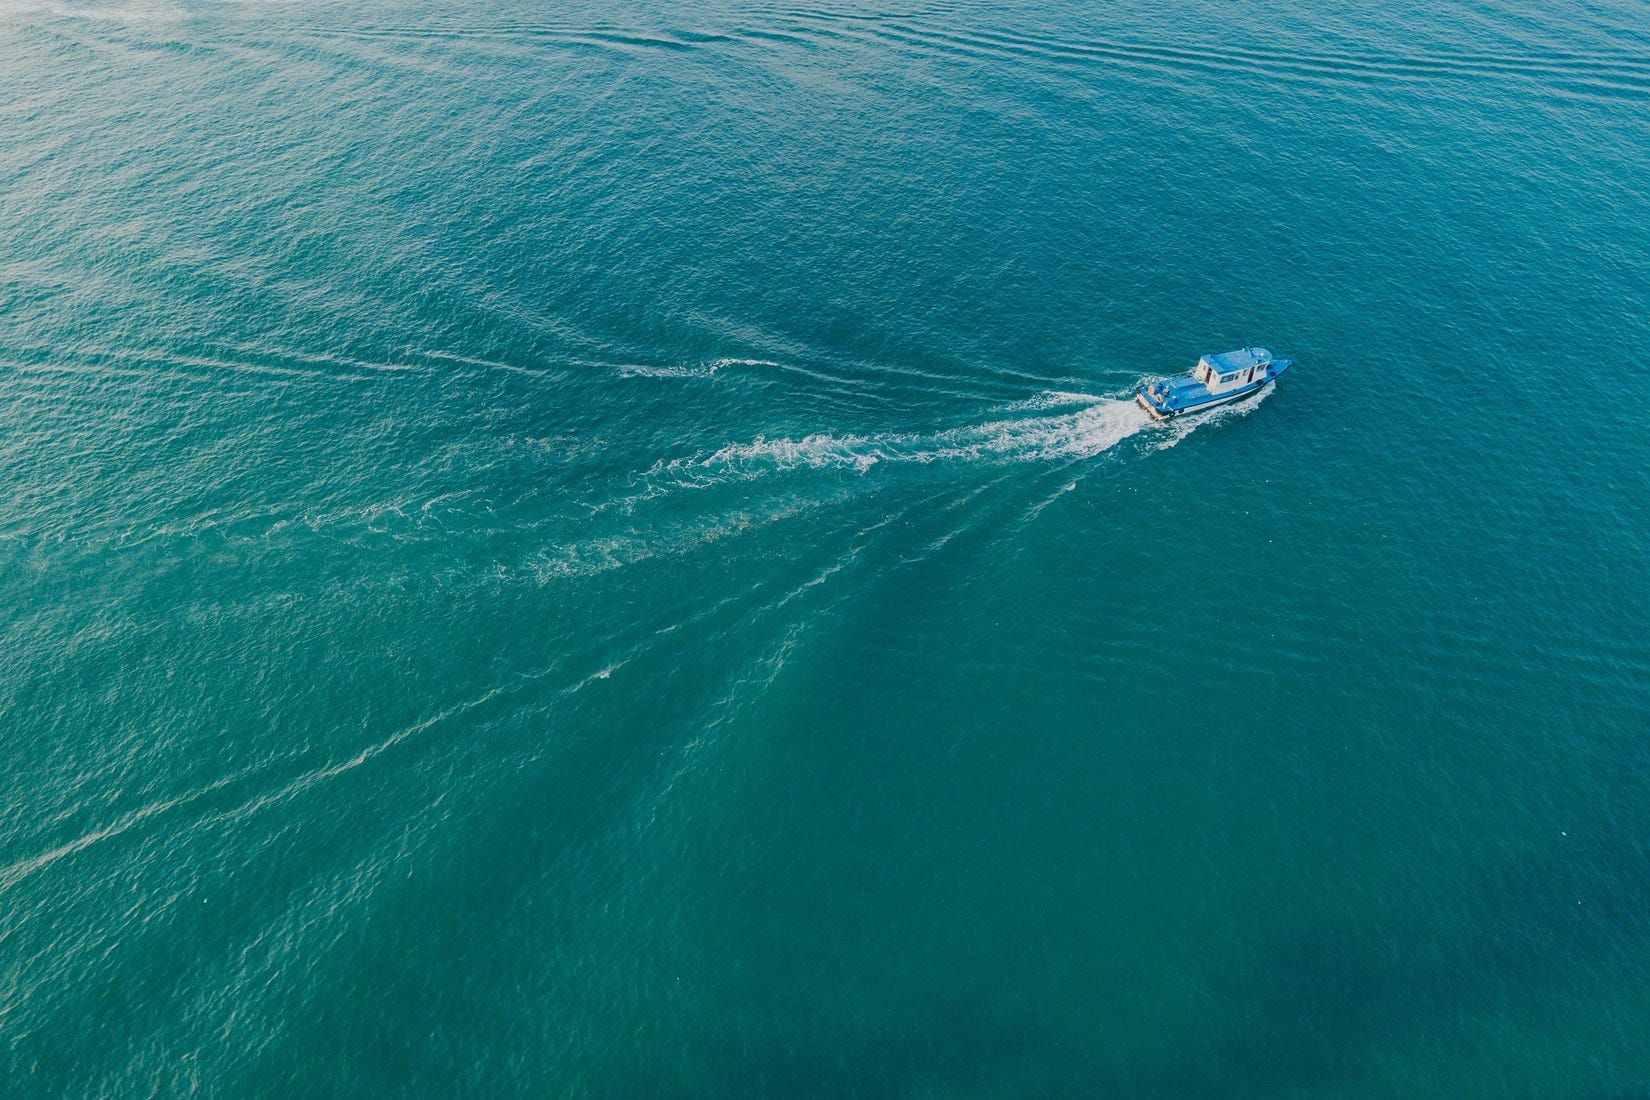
[638,391,1152,492]
[618,384,1281,512]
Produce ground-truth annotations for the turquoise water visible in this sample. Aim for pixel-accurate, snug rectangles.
[4,0,1650,1093]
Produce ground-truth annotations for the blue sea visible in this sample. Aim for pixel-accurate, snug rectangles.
[3,0,1649,1094]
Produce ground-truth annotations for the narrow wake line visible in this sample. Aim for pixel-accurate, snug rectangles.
[220,340,430,376]
[418,348,554,377]
[5,349,357,386]
[641,476,1019,804]
[29,343,422,385]
[1015,469,1087,531]
[529,490,850,581]
[612,348,1081,404]
[0,641,652,895]
[0,775,239,895]
[611,356,787,380]
[0,691,499,896]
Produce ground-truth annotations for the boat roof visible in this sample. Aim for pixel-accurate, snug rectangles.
[1200,347,1271,373]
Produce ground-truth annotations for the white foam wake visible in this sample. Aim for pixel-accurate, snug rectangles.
[615,357,789,380]
[645,392,1149,488]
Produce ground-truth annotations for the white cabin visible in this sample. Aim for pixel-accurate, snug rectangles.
[1195,347,1274,393]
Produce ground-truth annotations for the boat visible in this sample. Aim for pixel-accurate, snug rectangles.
[1135,347,1291,420]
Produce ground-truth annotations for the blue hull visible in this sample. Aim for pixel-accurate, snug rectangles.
[1136,378,1269,419]
[1136,355,1291,420]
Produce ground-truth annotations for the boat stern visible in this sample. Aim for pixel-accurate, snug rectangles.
[1136,377,1194,420]
[1135,385,1173,420]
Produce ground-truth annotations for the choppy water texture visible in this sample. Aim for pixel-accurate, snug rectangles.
[4,0,1650,1095]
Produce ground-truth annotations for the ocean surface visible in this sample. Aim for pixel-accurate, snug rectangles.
[3,0,1649,1094]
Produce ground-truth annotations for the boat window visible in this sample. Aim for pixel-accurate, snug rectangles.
[1220,373,1237,383]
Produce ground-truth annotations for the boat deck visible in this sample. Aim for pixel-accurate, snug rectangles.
[1136,351,1290,419]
